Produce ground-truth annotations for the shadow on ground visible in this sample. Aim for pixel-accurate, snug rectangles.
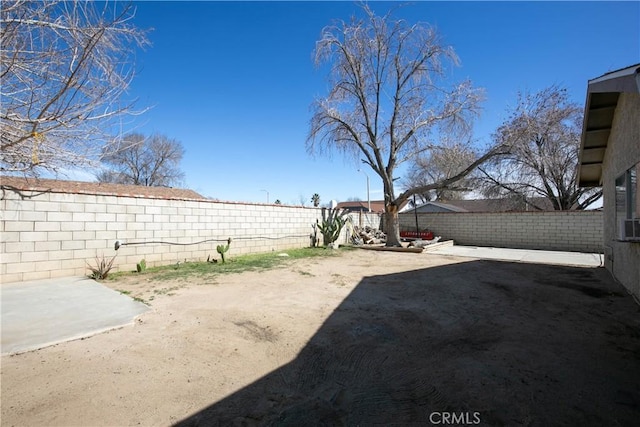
[175,260,640,426]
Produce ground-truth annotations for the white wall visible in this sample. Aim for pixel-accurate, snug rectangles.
[399,211,603,253]
[1,184,603,284]
[1,188,363,283]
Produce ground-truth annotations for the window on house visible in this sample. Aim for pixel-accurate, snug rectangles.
[615,162,639,241]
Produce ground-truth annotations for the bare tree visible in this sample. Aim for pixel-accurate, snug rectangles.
[1,0,150,175]
[478,86,602,210]
[404,139,479,203]
[97,133,184,187]
[307,5,504,245]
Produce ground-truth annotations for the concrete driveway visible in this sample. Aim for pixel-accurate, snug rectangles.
[424,242,603,267]
[1,276,149,355]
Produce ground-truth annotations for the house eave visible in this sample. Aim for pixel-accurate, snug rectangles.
[577,64,640,188]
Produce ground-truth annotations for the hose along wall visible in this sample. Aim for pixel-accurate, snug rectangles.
[114,234,313,251]
[112,214,372,266]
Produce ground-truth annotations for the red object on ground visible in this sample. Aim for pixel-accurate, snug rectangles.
[400,231,434,240]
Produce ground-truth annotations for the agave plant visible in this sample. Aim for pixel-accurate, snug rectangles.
[317,208,349,247]
[87,253,117,280]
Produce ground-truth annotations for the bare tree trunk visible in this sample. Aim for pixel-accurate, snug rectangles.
[384,202,402,247]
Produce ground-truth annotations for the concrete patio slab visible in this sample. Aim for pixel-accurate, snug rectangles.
[424,243,604,267]
[1,276,149,355]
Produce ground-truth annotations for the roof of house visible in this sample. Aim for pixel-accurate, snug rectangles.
[336,199,410,213]
[410,197,555,213]
[414,201,469,213]
[578,63,640,187]
[336,200,386,213]
[0,176,206,201]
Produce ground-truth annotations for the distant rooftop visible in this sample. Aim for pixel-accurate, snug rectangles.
[0,176,206,201]
[336,200,385,213]
[409,197,555,213]
[336,199,410,213]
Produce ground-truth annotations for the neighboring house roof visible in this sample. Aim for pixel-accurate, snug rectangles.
[336,200,409,213]
[0,176,206,201]
[448,198,554,212]
[336,200,386,213]
[409,197,555,213]
[413,201,468,213]
[578,63,640,187]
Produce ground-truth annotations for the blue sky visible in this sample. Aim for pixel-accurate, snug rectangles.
[123,1,639,205]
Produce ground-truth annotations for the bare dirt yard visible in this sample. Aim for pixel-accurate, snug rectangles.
[2,249,639,426]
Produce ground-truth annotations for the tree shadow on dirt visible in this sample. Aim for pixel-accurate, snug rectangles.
[174,260,640,426]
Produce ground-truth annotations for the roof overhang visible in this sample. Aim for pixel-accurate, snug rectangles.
[577,64,640,188]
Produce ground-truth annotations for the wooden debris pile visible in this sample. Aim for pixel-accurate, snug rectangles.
[407,236,442,248]
[352,226,387,245]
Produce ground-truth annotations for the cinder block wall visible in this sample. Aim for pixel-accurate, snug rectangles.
[1,188,357,283]
[398,211,603,253]
[1,184,602,283]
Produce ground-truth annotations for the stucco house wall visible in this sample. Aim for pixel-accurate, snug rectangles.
[578,64,640,301]
[601,92,640,299]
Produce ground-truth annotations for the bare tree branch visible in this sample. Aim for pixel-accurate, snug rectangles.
[397,143,510,206]
[307,4,487,245]
[404,139,480,202]
[478,86,602,210]
[96,133,184,187]
[1,0,150,175]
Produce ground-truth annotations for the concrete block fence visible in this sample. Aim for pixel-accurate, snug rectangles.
[1,181,602,284]
[399,211,603,253]
[0,187,382,284]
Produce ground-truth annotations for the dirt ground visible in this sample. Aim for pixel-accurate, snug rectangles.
[2,249,639,426]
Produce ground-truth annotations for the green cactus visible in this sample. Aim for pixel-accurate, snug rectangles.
[216,238,232,263]
[317,208,349,247]
[136,259,147,273]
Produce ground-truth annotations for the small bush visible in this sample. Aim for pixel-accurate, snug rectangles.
[87,253,117,280]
